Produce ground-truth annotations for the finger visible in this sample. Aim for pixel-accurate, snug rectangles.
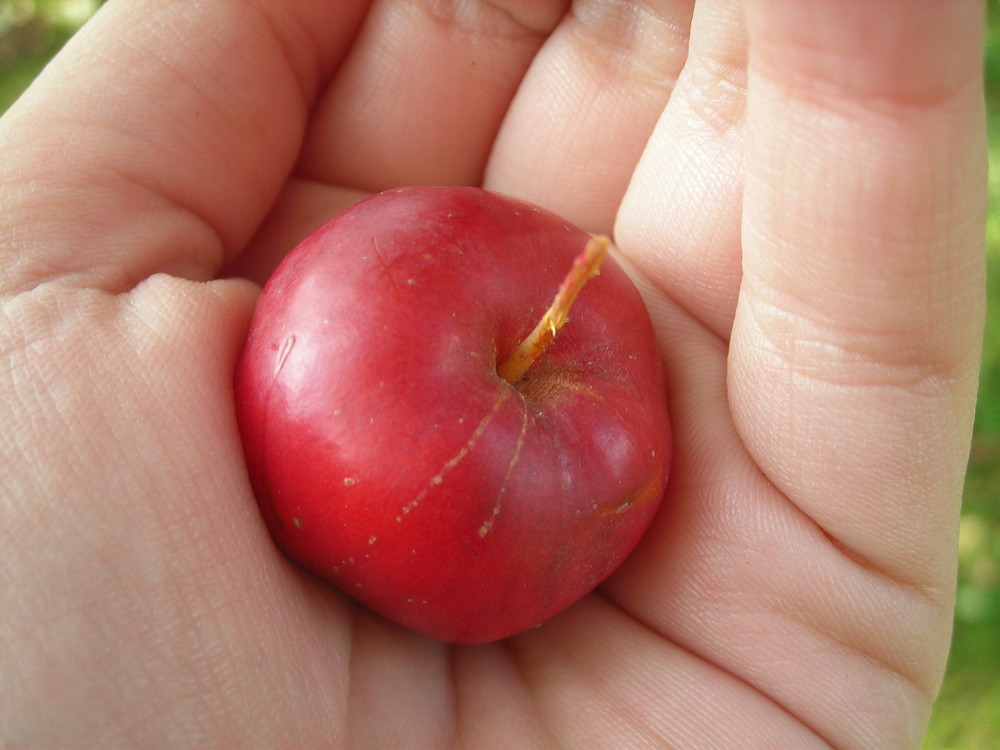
[0,0,369,294]
[484,0,695,235]
[615,0,748,338]
[730,0,986,589]
[501,597,830,748]
[602,279,945,747]
[296,0,567,191]
[224,180,371,286]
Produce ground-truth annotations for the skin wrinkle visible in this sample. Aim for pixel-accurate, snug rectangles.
[744,256,977,386]
[630,499,927,748]
[729,346,965,590]
[751,29,981,116]
[567,0,691,91]
[740,292,971,392]
[747,512,949,696]
[509,595,831,748]
[483,642,559,748]
[420,0,565,41]
[680,47,747,137]
[613,279,953,747]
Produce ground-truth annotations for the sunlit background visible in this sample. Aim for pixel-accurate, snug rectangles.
[1,2,997,747]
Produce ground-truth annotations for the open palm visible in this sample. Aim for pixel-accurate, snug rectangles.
[0,2,985,748]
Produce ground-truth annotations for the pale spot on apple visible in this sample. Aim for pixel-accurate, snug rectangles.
[477,506,503,538]
[343,477,356,487]
[368,535,376,545]
[445,449,468,469]
[292,517,303,529]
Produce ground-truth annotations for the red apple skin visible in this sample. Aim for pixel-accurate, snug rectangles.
[234,186,670,644]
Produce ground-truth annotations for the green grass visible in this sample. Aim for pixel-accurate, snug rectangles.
[2,2,999,747]
[925,440,1000,749]
[0,0,97,109]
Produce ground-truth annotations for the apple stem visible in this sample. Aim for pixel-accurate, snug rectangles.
[497,235,610,385]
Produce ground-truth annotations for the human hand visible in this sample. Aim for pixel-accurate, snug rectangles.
[0,1,985,748]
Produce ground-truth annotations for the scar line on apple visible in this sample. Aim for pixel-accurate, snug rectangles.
[275,335,295,377]
[371,236,405,294]
[477,403,528,538]
[394,391,512,524]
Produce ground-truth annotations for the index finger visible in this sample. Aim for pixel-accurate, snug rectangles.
[731,0,986,587]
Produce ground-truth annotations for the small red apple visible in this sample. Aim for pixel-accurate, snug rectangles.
[234,186,670,644]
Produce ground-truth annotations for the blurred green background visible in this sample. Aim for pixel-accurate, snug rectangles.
[1,1,997,747]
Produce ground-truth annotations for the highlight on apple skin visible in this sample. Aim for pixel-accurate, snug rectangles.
[234,186,671,644]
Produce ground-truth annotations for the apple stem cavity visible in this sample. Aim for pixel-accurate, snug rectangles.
[497,235,610,385]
